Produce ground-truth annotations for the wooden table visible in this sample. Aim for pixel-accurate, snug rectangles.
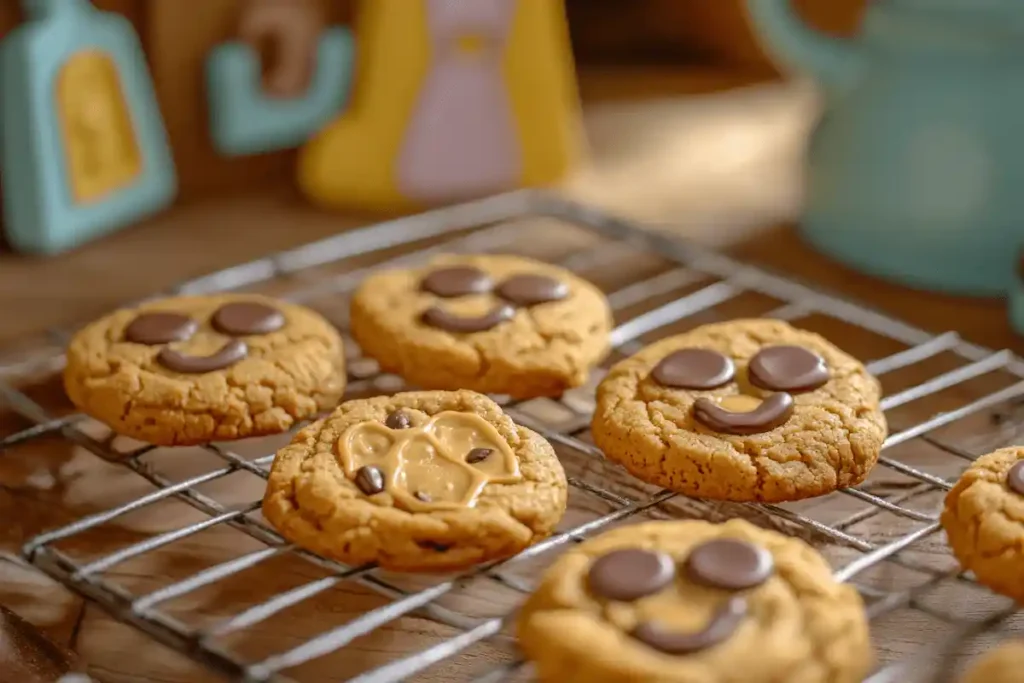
[0,67,1020,683]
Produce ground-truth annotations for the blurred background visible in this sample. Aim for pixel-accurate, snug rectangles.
[0,0,862,201]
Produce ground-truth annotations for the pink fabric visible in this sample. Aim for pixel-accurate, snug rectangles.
[395,0,522,201]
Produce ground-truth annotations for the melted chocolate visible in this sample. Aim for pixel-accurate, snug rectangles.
[748,345,829,393]
[354,465,386,496]
[496,274,568,306]
[685,539,774,590]
[421,266,493,298]
[421,304,515,333]
[632,597,747,655]
[651,349,736,390]
[212,302,286,336]
[693,393,794,435]
[587,549,675,602]
[1008,460,1024,496]
[156,340,248,373]
[124,312,197,345]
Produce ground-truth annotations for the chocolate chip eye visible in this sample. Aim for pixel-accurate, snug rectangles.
[1008,461,1024,496]
[684,539,774,591]
[385,411,412,429]
[651,349,735,390]
[124,312,198,345]
[465,447,492,464]
[748,345,829,393]
[587,549,675,602]
[211,302,286,336]
[496,274,568,306]
[421,266,493,298]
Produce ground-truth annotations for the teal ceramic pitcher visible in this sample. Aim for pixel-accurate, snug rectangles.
[746,0,1024,298]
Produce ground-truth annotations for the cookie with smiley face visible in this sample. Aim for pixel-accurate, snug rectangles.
[261,389,567,572]
[64,294,346,446]
[591,319,886,502]
[942,446,1024,603]
[517,519,872,683]
[349,254,613,398]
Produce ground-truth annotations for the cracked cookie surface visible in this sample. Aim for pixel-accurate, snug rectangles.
[349,254,612,398]
[64,294,345,446]
[960,640,1024,683]
[516,518,872,683]
[591,319,886,502]
[261,390,568,572]
[942,446,1024,603]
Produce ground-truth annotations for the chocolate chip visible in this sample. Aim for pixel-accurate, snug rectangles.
[124,312,198,345]
[156,340,249,374]
[385,411,412,429]
[465,448,493,464]
[421,304,515,333]
[632,597,747,654]
[421,266,493,298]
[211,302,285,336]
[354,465,385,496]
[748,345,829,393]
[1008,461,1024,496]
[693,393,794,435]
[414,491,432,502]
[651,349,736,390]
[496,274,568,307]
[685,539,774,590]
[587,549,675,602]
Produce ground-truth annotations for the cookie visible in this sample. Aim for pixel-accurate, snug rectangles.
[64,294,346,446]
[516,518,872,683]
[960,641,1024,683]
[349,254,612,398]
[942,446,1024,603]
[591,319,886,502]
[261,390,567,572]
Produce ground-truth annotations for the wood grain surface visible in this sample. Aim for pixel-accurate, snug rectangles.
[0,68,1022,683]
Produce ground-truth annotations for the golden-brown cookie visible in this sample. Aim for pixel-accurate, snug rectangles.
[261,390,567,572]
[517,519,872,683]
[591,319,887,502]
[960,640,1024,683]
[64,294,345,446]
[942,446,1024,603]
[349,254,612,398]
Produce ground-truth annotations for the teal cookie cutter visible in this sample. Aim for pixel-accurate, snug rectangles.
[206,25,354,157]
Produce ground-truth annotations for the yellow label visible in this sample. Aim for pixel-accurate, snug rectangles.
[56,51,142,204]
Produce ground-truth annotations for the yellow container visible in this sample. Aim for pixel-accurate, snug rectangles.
[297,0,583,212]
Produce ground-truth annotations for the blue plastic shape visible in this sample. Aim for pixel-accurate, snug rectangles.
[205,26,354,157]
[0,0,177,255]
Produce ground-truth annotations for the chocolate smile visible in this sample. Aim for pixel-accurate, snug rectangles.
[418,266,568,333]
[587,539,774,656]
[157,340,249,373]
[693,393,794,435]
[421,304,515,334]
[632,597,747,654]
[650,346,830,436]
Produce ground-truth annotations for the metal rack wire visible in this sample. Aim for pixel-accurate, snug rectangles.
[1,190,1022,682]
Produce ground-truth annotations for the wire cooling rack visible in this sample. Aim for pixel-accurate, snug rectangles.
[1,190,1023,683]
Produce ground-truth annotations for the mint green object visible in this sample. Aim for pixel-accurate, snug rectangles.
[205,26,354,157]
[0,0,176,255]
[746,0,1024,297]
